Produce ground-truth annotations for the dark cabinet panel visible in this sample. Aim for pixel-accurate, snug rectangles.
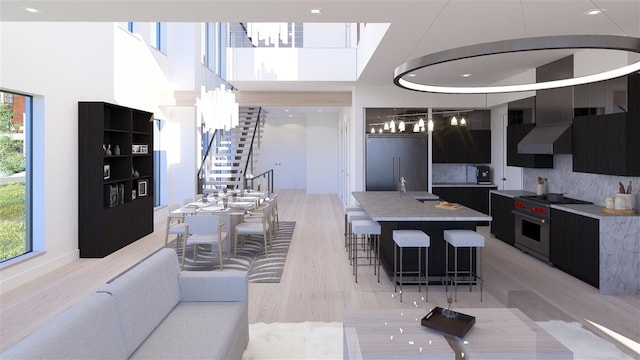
[79,102,154,258]
[432,186,496,215]
[573,112,640,176]
[550,209,599,288]
[366,135,428,191]
[506,124,553,168]
[490,193,515,246]
[433,128,491,164]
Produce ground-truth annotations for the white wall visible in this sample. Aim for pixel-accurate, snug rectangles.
[490,103,523,190]
[306,112,338,194]
[0,22,207,293]
[303,23,348,48]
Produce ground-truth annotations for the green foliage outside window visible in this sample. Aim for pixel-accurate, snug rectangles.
[0,103,26,176]
[0,101,27,262]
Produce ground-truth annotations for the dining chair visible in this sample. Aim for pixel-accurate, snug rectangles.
[165,203,187,248]
[234,201,273,256]
[181,214,228,270]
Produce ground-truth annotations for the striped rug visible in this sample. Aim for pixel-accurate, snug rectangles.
[168,221,295,283]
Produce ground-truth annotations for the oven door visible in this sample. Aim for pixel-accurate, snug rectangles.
[512,210,550,263]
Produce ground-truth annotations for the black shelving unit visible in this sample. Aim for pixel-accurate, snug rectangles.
[78,102,154,258]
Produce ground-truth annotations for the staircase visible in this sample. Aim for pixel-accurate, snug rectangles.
[199,107,266,193]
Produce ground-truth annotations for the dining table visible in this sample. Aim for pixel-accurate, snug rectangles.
[168,190,269,253]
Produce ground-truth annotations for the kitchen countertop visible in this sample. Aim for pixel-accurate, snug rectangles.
[433,183,497,187]
[491,190,638,218]
[551,203,640,219]
[490,189,535,198]
[352,191,492,222]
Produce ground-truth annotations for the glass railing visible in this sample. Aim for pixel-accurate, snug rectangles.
[228,22,359,49]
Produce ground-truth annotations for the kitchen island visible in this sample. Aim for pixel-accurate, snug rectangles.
[352,191,492,281]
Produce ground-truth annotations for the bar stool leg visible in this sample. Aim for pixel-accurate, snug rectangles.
[417,247,421,294]
[400,246,403,302]
[425,248,429,302]
[454,247,458,302]
[377,234,381,283]
[469,247,473,293]
[394,243,397,293]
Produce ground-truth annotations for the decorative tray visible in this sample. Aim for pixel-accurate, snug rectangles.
[435,202,462,210]
[421,307,475,338]
[603,207,636,215]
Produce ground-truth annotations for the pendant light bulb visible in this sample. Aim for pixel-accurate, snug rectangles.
[427,119,434,132]
[384,122,390,131]
[390,119,396,132]
[418,118,425,129]
[370,127,375,134]
[413,123,419,132]
[378,128,383,134]
[451,116,458,126]
[399,121,405,132]
[460,116,467,126]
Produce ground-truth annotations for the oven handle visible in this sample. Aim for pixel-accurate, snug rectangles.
[512,210,547,224]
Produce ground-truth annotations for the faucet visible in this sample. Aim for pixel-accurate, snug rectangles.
[400,176,407,194]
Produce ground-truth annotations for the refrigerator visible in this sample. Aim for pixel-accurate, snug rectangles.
[365,134,428,191]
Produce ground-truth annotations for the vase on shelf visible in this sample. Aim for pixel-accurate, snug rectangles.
[105,144,112,156]
[113,144,120,156]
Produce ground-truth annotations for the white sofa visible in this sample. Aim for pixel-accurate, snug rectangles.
[2,248,249,359]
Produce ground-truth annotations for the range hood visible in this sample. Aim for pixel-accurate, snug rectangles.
[517,122,572,155]
[517,55,574,155]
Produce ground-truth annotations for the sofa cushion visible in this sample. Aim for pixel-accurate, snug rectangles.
[129,301,248,360]
[99,248,181,356]
[1,292,127,359]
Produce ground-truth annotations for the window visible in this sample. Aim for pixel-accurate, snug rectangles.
[201,22,226,77]
[150,22,167,53]
[0,91,31,262]
[118,22,133,32]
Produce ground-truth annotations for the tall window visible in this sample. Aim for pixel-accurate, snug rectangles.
[118,22,134,32]
[150,22,167,53]
[201,22,226,77]
[0,91,31,262]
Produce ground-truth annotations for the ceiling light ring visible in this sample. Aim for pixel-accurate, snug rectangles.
[393,35,640,94]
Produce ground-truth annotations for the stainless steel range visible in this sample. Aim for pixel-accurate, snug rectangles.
[512,195,591,263]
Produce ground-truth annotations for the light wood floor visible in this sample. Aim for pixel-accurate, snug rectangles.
[1,190,639,357]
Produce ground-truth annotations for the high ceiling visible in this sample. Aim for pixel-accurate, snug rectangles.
[2,0,639,116]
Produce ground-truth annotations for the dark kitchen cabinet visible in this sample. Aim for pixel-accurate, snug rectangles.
[490,193,515,246]
[573,73,640,176]
[366,134,428,191]
[550,209,599,288]
[433,128,491,164]
[573,112,640,176]
[506,124,553,168]
[432,186,496,216]
[78,102,154,258]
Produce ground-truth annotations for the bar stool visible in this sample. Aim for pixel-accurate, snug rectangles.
[347,211,370,264]
[443,229,485,302]
[392,230,430,302]
[351,219,381,283]
[344,205,363,251]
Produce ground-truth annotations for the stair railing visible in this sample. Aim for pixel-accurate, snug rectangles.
[244,169,274,194]
[241,107,263,189]
[197,128,218,194]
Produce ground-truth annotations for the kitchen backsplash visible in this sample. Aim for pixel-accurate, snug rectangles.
[523,154,640,206]
[432,164,478,183]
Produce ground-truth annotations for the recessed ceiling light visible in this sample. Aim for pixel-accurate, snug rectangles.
[584,9,604,15]
[461,73,472,78]
[311,8,321,14]
[284,109,289,112]
[24,7,39,13]
[288,114,293,117]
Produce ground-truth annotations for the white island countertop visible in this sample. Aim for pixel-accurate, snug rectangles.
[353,191,492,222]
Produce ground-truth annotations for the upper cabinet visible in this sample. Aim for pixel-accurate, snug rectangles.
[572,74,640,176]
[433,128,491,164]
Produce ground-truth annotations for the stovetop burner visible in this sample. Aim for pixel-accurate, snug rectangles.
[518,195,593,205]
